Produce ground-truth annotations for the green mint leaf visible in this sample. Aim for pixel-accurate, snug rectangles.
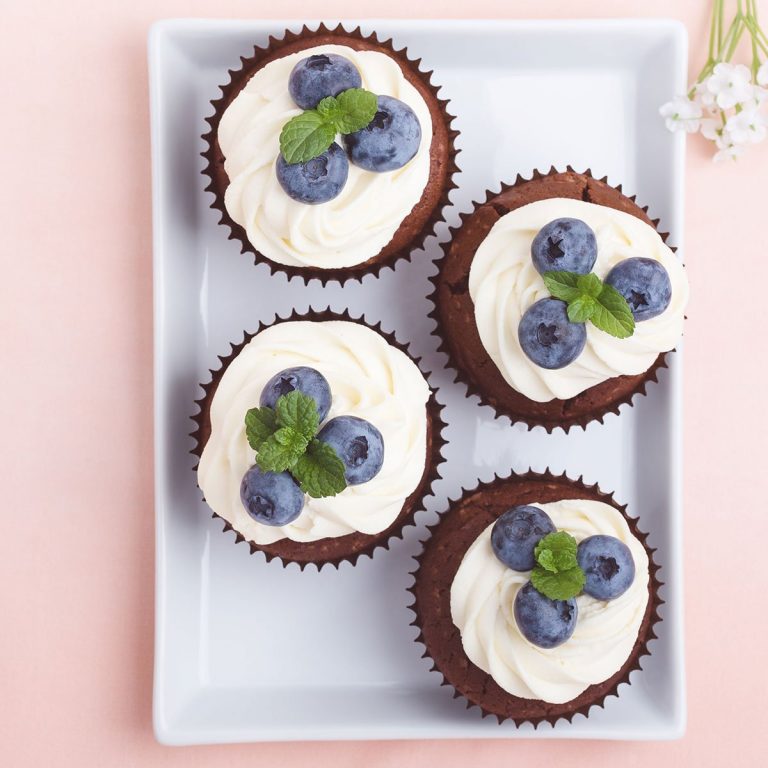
[534,532,578,572]
[292,439,347,498]
[566,295,596,323]
[275,390,319,443]
[316,95,344,124]
[542,271,583,303]
[590,283,636,339]
[530,564,586,601]
[256,427,308,473]
[334,88,378,133]
[279,111,336,164]
[575,272,603,299]
[542,270,635,340]
[536,549,558,573]
[244,407,278,451]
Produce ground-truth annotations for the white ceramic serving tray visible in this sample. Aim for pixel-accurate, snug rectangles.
[150,18,687,744]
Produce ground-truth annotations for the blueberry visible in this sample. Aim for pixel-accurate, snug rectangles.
[577,535,636,600]
[276,142,348,205]
[531,218,598,275]
[239,465,304,526]
[288,54,362,110]
[514,582,578,649]
[260,366,332,421]
[605,257,672,321]
[491,505,556,571]
[317,415,384,485]
[518,298,586,369]
[343,95,421,172]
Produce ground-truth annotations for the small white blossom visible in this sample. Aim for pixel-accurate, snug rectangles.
[724,105,768,144]
[758,60,768,86]
[706,62,755,109]
[659,95,703,133]
[693,81,718,112]
[749,83,768,106]
[699,116,722,141]
[713,132,746,162]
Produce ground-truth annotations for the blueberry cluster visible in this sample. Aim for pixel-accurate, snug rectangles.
[240,366,385,526]
[490,505,636,649]
[519,217,673,369]
[277,54,422,204]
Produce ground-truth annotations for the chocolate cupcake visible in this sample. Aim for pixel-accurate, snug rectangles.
[202,24,459,283]
[191,311,444,569]
[431,169,689,431]
[409,471,661,726]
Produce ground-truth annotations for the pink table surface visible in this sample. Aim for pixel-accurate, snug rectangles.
[2,0,766,765]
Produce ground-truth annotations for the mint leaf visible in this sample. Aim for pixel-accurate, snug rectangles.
[576,272,603,299]
[590,283,636,339]
[530,564,586,601]
[530,531,584,599]
[275,390,319,443]
[279,111,336,164]
[334,88,378,133]
[316,96,344,125]
[244,407,278,451]
[542,270,636,339]
[542,271,582,303]
[534,531,579,572]
[566,295,595,323]
[292,439,347,498]
[256,427,309,473]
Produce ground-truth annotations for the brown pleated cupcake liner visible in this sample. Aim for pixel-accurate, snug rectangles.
[427,167,681,433]
[406,468,663,727]
[201,23,461,286]
[190,307,447,570]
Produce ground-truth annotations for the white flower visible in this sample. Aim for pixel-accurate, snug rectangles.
[699,116,722,140]
[705,62,755,109]
[713,132,746,162]
[659,95,703,132]
[749,83,768,106]
[724,105,768,144]
[758,60,768,87]
[693,81,718,112]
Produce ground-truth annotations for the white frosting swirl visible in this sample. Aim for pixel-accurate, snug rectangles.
[218,44,433,269]
[198,321,430,544]
[469,198,689,402]
[450,499,649,704]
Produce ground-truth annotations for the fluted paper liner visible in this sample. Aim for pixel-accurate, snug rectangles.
[406,469,663,727]
[201,23,460,285]
[428,167,681,433]
[190,308,447,570]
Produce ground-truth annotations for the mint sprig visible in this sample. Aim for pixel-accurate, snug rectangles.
[280,88,378,164]
[542,271,636,339]
[244,390,347,499]
[530,531,585,601]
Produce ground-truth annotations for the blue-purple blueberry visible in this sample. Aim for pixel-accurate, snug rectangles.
[604,257,672,321]
[491,505,556,571]
[317,415,384,485]
[518,298,587,369]
[514,582,578,649]
[260,366,332,421]
[288,54,362,110]
[239,465,304,526]
[276,142,349,204]
[343,95,421,172]
[531,218,598,275]
[577,535,636,600]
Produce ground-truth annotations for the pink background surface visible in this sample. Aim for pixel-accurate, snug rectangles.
[2,0,766,765]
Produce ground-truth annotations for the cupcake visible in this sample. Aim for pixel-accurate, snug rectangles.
[202,24,458,283]
[409,471,660,725]
[191,311,444,568]
[431,168,689,431]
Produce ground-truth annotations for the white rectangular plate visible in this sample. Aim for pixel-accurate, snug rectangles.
[150,18,687,744]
